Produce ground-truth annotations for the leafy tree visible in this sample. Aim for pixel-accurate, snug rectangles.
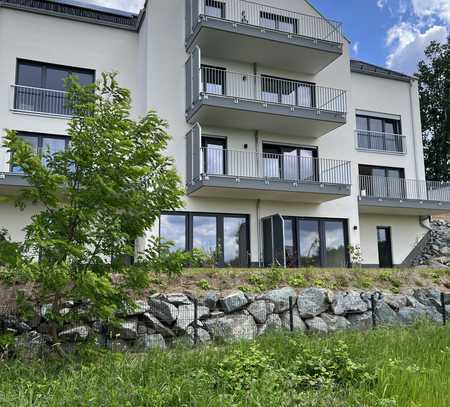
[0,73,184,329]
[417,38,450,181]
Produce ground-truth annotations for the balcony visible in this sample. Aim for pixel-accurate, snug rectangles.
[359,175,450,215]
[10,85,72,117]
[185,0,344,74]
[0,172,29,195]
[355,130,406,154]
[186,62,347,137]
[186,128,351,202]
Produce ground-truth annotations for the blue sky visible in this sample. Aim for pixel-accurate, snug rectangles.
[86,0,449,75]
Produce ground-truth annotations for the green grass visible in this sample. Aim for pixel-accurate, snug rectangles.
[1,323,449,406]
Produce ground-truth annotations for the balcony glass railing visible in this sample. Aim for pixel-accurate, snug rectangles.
[198,147,351,185]
[11,85,72,116]
[201,66,347,114]
[195,0,344,44]
[359,175,450,202]
[356,130,406,154]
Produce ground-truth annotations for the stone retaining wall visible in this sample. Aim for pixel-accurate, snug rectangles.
[2,286,449,356]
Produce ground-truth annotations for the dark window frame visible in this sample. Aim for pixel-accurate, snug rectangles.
[261,74,316,107]
[201,135,227,175]
[201,64,226,96]
[159,211,250,268]
[15,59,96,90]
[260,11,299,34]
[10,131,70,173]
[359,164,406,199]
[282,216,350,268]
[356,114,403,152]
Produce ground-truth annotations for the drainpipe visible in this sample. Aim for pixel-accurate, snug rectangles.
[419,216,432,231]
[409,78,420,182]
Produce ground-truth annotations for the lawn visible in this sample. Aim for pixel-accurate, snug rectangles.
[1,323,449,406]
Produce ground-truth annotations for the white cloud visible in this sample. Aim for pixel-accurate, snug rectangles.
[411,0,450,23]
[352,41,360,55]
[82,0,145,13]
[386,22,448,73]
[377,0,388,8]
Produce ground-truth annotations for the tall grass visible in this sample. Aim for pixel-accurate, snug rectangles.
[0,323,449,406]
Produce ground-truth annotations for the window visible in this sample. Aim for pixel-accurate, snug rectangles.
[201,65,226,95]
[15,60,94,115]
[356,114,403,152]
[298,219,320,267]
[261,75,314,107]
[359,165,405,198]
[204,0,225,18]
[324,221,347,267]
[10,132,69,173]
[263,144,318,181]
[159,212,249,267]
[260,12,298,33]
[202,137,226,175]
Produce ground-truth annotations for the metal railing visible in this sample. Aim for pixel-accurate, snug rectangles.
[201,66,347,114]
[198,147,351,185]
[197,0,344,44]
[359,175,450,202]
[355,130,406,154]
[11,85,72,117]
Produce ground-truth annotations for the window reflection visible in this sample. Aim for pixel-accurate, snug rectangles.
[193,216,217,255]
[223,217,247,267]
[324,221,346,267]
[299,220,320,267]
[160,214,186,252]
[284,219,297,267]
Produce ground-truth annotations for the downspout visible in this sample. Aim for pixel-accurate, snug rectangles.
[409,79,420,182]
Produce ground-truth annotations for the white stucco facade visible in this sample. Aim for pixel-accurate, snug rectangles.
[0,0,447,268]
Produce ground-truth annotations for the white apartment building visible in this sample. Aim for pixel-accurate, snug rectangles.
[0,0,449,268]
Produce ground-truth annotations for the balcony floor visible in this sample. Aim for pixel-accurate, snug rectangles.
[187,95,346,138]
[358,196,450,216]
[0,173,29,195]
[188,175,351,202]
[187,19,343,74]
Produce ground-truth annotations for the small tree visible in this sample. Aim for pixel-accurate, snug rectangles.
[0,73,184,329]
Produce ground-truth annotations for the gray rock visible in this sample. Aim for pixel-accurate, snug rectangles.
[142,313,175,338]
[209,311,225,319]
[305,317,328,333]
[15,331,51,357]
[219,291,249,313]
[203,313,257,343]
[148,299,178,324]
[320,313,350,331]
[247,300,271,324]
[204,292,220,310]
[185,326,211,344]
[117,319,138,340]
[135,334,166,351]
[125,300,150,316]
[384,294,408,311]
[261,287,297,313]
[159,293,191,306]
[375,303,400,326]
[398,307,427,324]
[265,313,282,331]
[413,288,442,309]
[58,326,89,341]
[175,304,209,331]
[347,312,373,330]
[3,316,31,334]
[280,308,307,332]
[331,291,369,315]
[297,288,330,318]
[107,339,131,353]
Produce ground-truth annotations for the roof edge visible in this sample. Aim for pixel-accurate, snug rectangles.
[350,59,413,83]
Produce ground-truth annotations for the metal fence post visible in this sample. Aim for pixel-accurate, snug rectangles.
[441,292,447,326]
[371,293,377,329]
[289,296,294,332]
[193,298,199,345]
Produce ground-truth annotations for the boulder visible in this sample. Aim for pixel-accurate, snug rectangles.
[203,313,257,343]
[304,317,328,333]
[117,319,138,340]
[297,288,330,318]
[247,300,272,324]
[219,291,249,313]
[384,294,408,311]
[148,299,178,324]
[125,300,150,316]
[412,288,442,310]
[375,303,400,326]
[185,326,211,344]
[280,308,307,332]
[135,334,166,351]
[331,291,369,315]
[320,313,350,332]
[58,326,90,342]
[204,292,220,310]
[142,313,175,338]
[107,339,131,353]
[398,307,428,324]
[175,304,209,332]
[14,331,51,358]
[2,316,31,334]
[347,312,372,330]
[159,293,192,306]
[261,287,297,313]
[265,314,282,331]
